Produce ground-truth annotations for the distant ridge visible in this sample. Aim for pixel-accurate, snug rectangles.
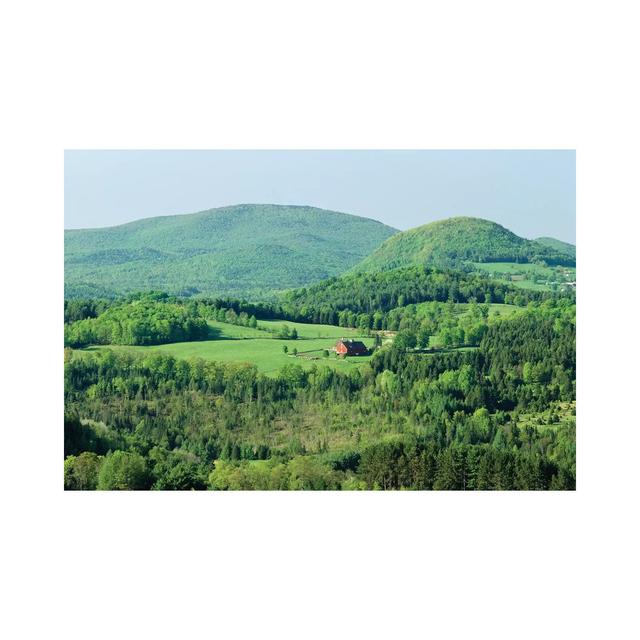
[533,236,576,259]
[353,216,576,272]
[65,204,398,298]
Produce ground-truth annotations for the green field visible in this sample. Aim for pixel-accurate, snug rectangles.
[411,301,521,320]
[483,303,521,317]
[258,319,365,339]
[77,306,520,375]
[450,302,521,318]
[81,320,375,375]
[505,279,553,291]
[206,320,266,339]
[206,319,367,340]
[472,262,576,292]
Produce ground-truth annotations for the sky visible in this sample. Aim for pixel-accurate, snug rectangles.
[64,150,576,243]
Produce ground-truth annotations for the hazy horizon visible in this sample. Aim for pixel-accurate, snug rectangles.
[65,150,576,243]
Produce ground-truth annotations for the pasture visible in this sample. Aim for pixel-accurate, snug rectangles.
[76,304,516,375]
[412,301,521,320]
[472,262,576,292]
[452,302,521,318]
[82,319,375,375]
[258,319,364,339]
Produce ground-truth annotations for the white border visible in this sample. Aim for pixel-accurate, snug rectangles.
[2,1,638,638]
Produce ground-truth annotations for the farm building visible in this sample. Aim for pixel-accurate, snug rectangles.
[335,339,369,356]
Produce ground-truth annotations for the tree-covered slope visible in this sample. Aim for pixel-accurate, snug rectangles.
[65,204,398,299]
[64,297,209,347]
[279,265,549,322]
[353,217,575,272]
[533,236,576,259]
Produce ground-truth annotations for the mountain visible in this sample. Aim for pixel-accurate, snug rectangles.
[65,204,398,299]
[352,217,575,272]
[533,236,576,259]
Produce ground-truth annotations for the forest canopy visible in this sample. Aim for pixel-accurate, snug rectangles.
[64,297,209,347]
[64,296,576,490]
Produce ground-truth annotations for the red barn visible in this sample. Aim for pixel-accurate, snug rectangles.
[335,339,369,356]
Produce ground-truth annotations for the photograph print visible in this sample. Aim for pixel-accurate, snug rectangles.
[64,150,576,491]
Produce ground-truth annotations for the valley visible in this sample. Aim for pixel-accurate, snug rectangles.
[64,210,576,491]
[75,303,519,375]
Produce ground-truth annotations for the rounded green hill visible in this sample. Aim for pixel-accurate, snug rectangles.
[354,216,574,271]
[64,204,398,299]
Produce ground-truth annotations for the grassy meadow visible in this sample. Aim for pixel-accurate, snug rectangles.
[81,319,375,375]
[257,319,364,339]
[472,262,576,291]
[76,304,523,374]
[418,301,521,319]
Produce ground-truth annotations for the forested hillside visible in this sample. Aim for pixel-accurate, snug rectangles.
[63,209,576,491]
[533,236,576,259]
[64,299,575,490]
[354,217,575,272]
[65,204,397,299]
[64,273,575,490]
[278,265,551,322]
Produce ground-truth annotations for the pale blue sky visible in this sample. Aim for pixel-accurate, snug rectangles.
[65,150,575,242]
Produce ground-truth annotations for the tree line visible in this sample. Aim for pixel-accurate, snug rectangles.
[64,299,575,490]
[64,298,209,347]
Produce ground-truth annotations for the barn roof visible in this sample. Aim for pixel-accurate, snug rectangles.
[336,339,369,354]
